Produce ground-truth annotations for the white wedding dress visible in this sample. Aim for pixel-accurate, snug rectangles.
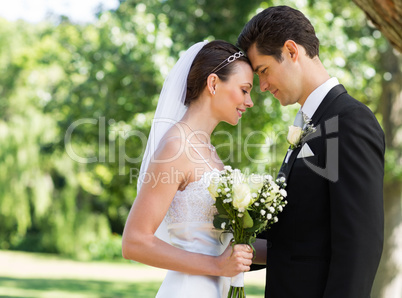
[156,141,231,298]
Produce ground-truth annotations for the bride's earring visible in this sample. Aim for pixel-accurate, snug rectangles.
[213,90,216,95]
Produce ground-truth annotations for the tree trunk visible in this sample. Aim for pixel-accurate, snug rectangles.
[372,44,402,298]
[352,0,402,53]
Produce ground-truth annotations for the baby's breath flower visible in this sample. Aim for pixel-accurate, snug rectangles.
[238,213,244,218]
[221,222,226,229]
[267,214,272,220]
[260,210,266,216]
[264,175,273,182]
[274,217,278,222]
[279,189,287,197]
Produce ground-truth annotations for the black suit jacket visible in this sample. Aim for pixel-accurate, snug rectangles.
[254,85,385,298]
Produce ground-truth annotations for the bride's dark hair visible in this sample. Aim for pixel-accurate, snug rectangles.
[185,40,251,106]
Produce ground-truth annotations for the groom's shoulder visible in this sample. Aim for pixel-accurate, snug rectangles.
[329,86,374,117]
[327,86,383,133]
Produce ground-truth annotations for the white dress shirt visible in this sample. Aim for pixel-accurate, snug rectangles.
[285,77,340,162]
[300,77,340,119]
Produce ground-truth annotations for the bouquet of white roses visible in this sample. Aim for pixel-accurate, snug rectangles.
[207,166,288,298]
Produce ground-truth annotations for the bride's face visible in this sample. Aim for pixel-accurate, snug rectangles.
[213,61,254,125]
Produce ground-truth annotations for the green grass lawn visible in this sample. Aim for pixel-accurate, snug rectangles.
[0,250,265,297]
[0,276,265,297]
[0,276,160,297]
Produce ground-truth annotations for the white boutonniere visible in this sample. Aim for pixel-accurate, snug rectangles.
[287,115,316,149]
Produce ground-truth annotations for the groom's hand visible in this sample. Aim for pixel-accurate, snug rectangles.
[216,244,253,277]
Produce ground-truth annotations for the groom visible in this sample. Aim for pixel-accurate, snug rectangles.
[238,6,385,298]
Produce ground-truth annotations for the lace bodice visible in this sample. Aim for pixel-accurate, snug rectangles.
[157,168,231,298]
[165,172,217,225]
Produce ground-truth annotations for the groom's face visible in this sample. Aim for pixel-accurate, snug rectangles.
[247,43,301,106]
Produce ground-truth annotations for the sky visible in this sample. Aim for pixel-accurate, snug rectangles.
[0,0,120,23]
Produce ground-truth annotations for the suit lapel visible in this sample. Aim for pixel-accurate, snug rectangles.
[277,84,347,182]
[278,146,302,181]
[311,84,347,126]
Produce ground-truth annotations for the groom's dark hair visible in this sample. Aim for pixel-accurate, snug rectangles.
[237,6,320,62]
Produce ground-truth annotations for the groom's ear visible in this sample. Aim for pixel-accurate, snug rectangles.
[283,40,298,61]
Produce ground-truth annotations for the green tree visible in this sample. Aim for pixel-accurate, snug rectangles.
[1,6,400,292]
[351,1,402,296]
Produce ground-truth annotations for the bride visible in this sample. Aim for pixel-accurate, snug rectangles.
[122,40,254,297]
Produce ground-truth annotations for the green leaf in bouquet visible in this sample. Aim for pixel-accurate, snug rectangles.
[248,236,257,246]
[242,210,253,228]
[215,197,228,215]
[245,219,266,234]
[213,214,229,230]
[255,220,268,233]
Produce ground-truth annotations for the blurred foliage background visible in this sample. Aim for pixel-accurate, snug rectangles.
[0,0,401,296]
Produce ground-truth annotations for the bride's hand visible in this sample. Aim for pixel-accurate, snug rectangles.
[216,243,253,277]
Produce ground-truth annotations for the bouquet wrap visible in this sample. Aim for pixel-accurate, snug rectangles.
[231,272,244,287]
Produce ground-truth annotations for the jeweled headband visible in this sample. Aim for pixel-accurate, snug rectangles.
[210,51,244,74]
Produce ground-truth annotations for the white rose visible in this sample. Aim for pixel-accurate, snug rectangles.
[287,125,303,147]
[232,183,252,210]
[231,169,245,186]
[248,174,264,195]
[207,171,221,200]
